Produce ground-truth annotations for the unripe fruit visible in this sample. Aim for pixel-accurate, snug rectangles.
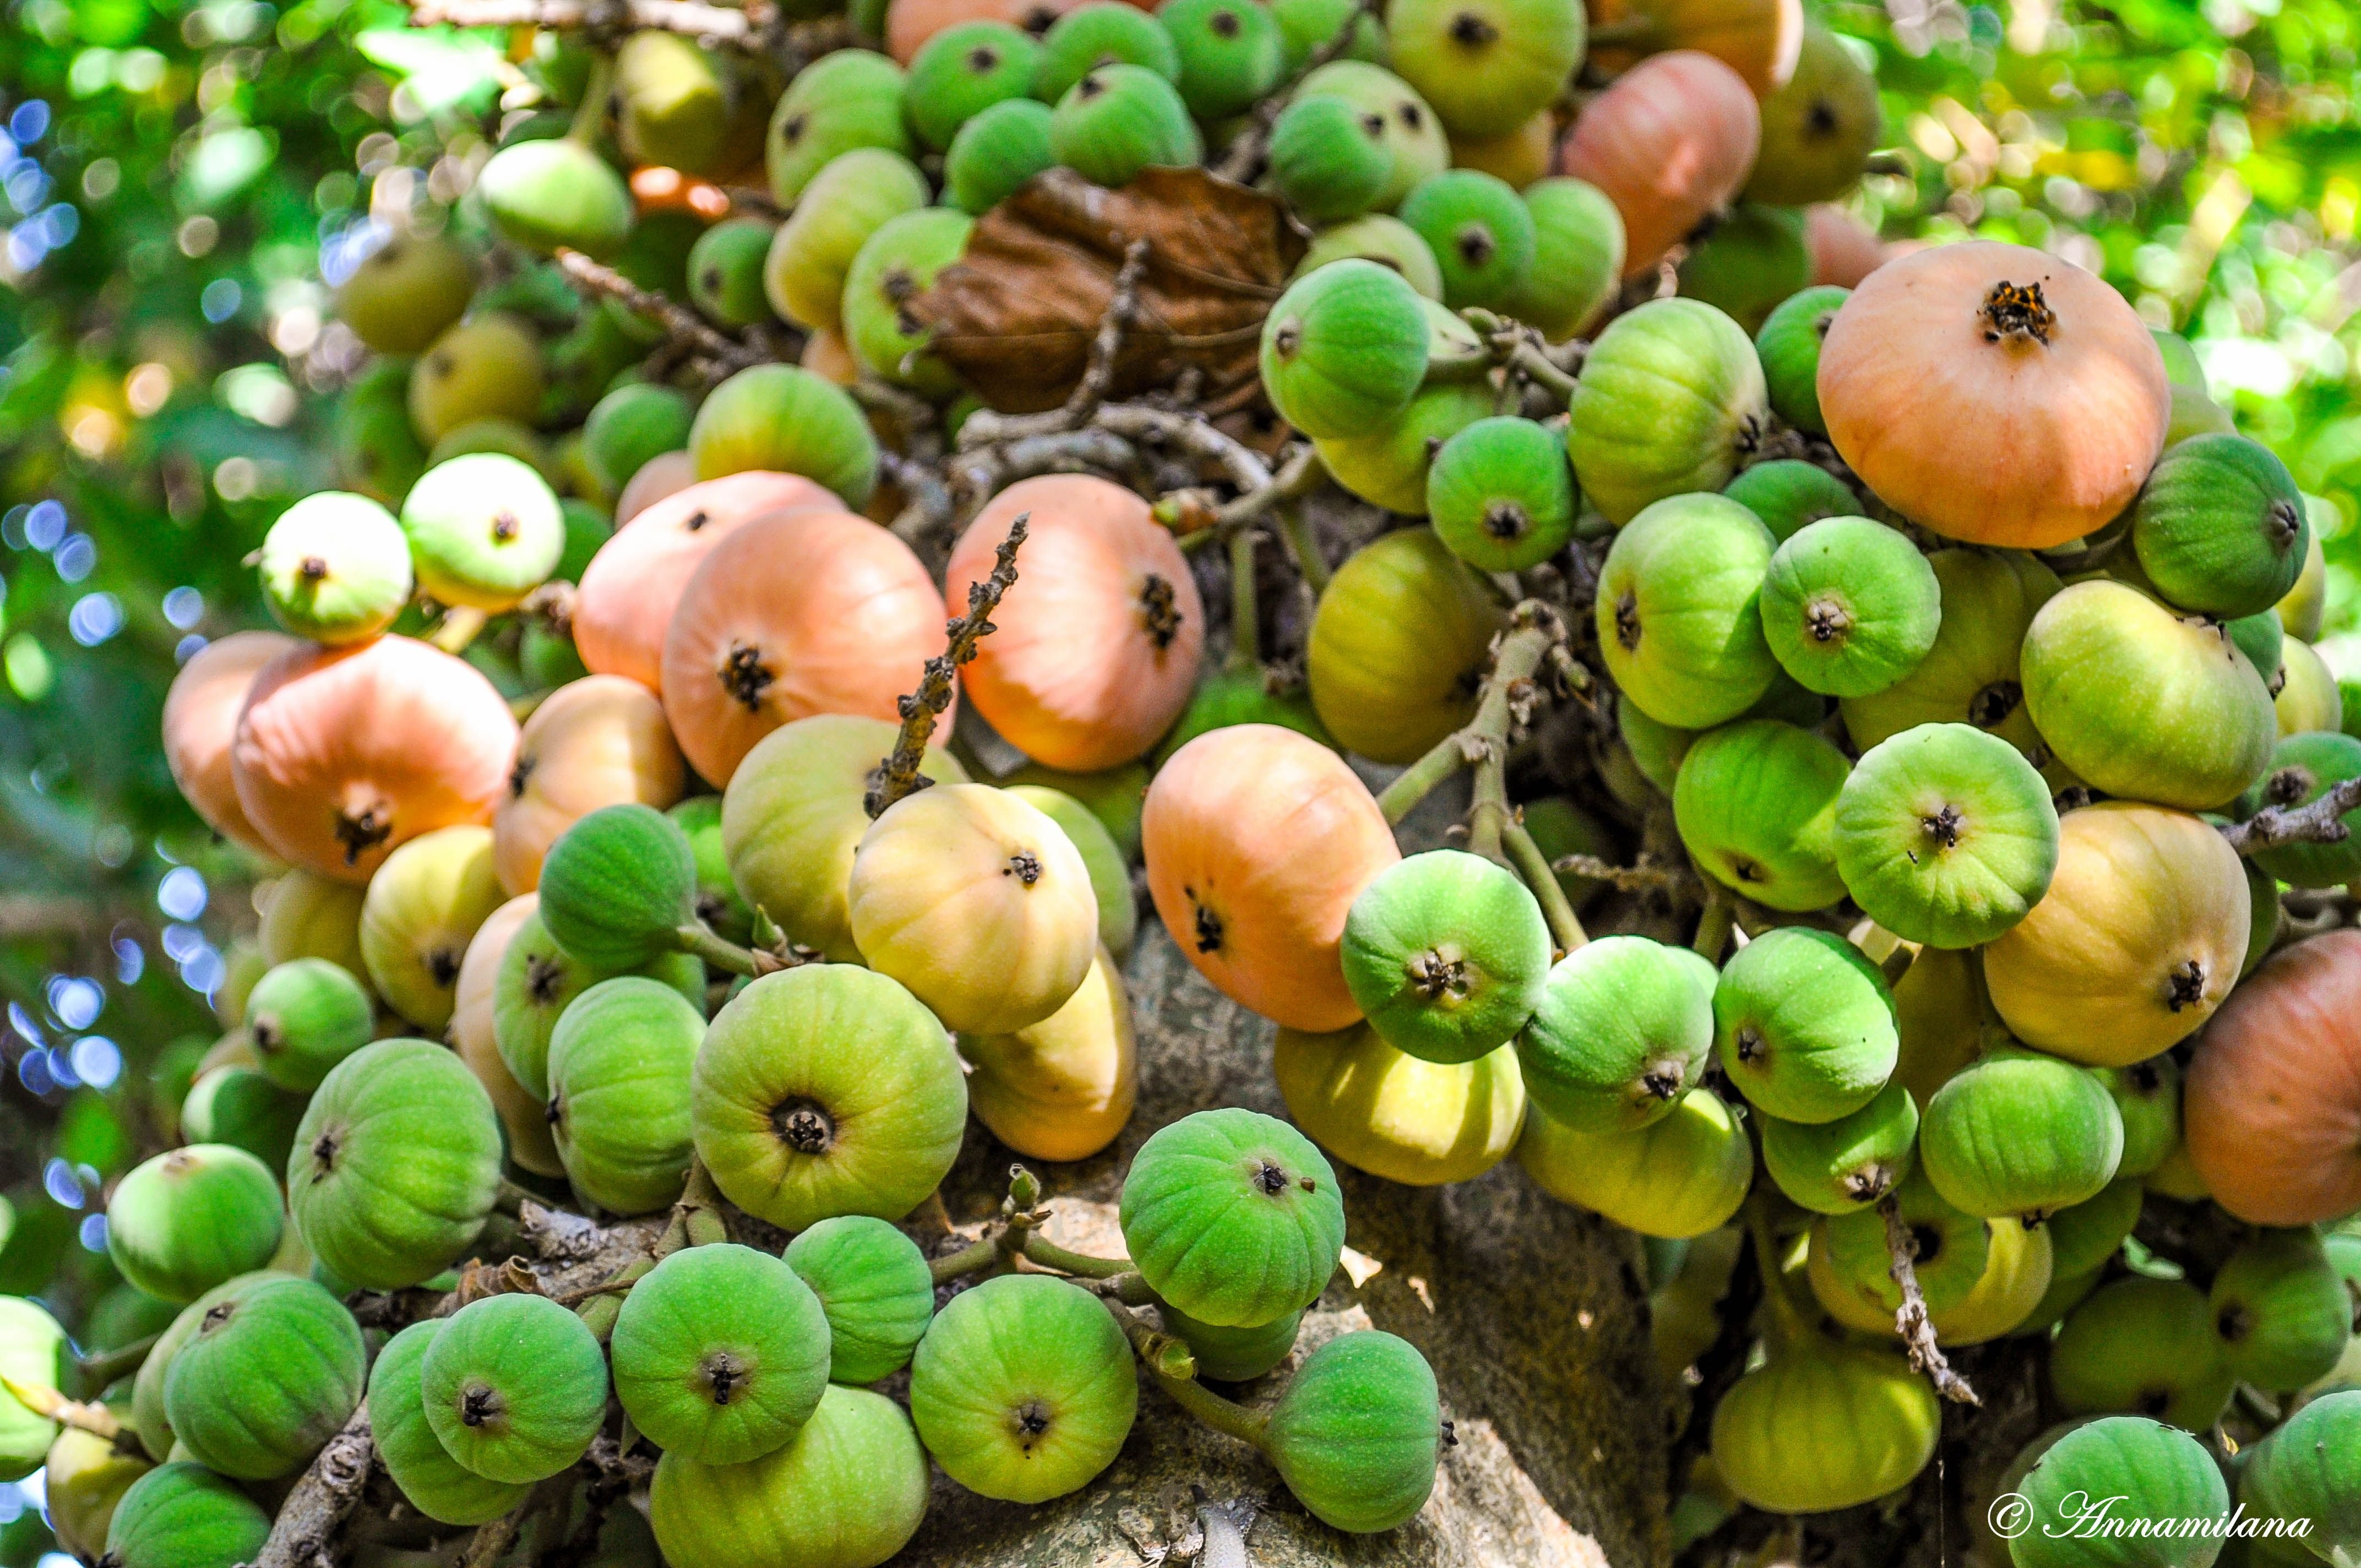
[244,959,372,1093]
[102,1463,271,1568]
[2009,1418,2227,1568]
[649,1386,926,1568]
[1269,95,1391,223]
[1832,722,2059,949]
[611,1244,833,1464]
[476,137,634,259]
[945,97,1057,213]
[905,20,1040,150]
[1919,1047,2124,1222]
[1711,1339,1938,1515]
[1263,1331,1440,1532]
[1005,786,1135,957]
[1595,492,1778,727]
[257,492,412,644]
[782,1216,935,1384]
[614,31,738,172]
[1050,65,1204,187]
[909,1273,1138,1502]
[692,966,969,1230]
[1159,1303,1303,1382]
[1759,1080,1918,1213]
[2208,1228,2354,1392]
[1340,850,1550,1065]
[1260,260,1430,439]
[762,148,929,331]
[422,1292,608,1483]
[1518,1087,1753,1238]
[686,219,777,329]
[1723,456,1857,543]
[1712,919,1897,1118]
[766,49,913,205]
[2130,432,2309,618]
[44,1427,150,1561]
[1497,178,1624,342]
[1758,515,1941,698]
[961,942,1139,1163]
[290,1038,504,1291]
[333,232,474,357]
[164,1275,365,1479]
[2240,1391,2361,1562]
[1035,3,1180,102]
[2237,730,2361,889]
[408,314,545,448]
[1677,204,1809,332]
[369,1321,532,1526]
[1297,62,1450,211]
[1120,1108,1346,1328]
[1517,934,1711,1133]
[492,909,703,1102]
[358,825,506,1033]
[400,453,565,613]
[1307,527,1504,764]
[547,976,705,1214]
[1674,719,1851,912]
[105,1145,285,1305]
[2097,1056,2181,1179]
[1295,214,1445,301]
[841,208,973,394]
[1745,25,1880,205]
[1397,168,1533,309]
[1275,1023,1525,1186]
[689,362,879,507]
[1158,0,1282,119]
[536,801,701,972]
[1753,284,1848,435]
[1387,0,1583,138]
[2044,1178,2145,1281]
[582,383,695,500]
[2049,1276,2233,1430]
[1314,378,1494,513]
[1568,297,1767,525]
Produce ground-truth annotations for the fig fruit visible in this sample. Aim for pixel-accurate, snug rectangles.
[1313,378,1495,515]
[1158,1303,1303,1383]
[1258,259,1430,440]
[764,145,931,331]
[1758,515,1941,698]
[105,1145,285,1305]
[1339,849,1549,1065]
[1919,1046,2123,1222]
[369,1320,532,1526]
[1567,297,1768,526]
[1269,95,1391,223]
[1261,1331,1441,1533]
[421,1292,608,1484]
[944,97,1057,213]
[688,362,878,507]
[333,231,474,357]
[2208,1228,2354,1392]
[1397,167,1534,309]
[1596,492,1780,728]
[2129,432,2308,618]
[491,907,703,1102]
[766,48,913,205]
[960,942,1138,1163]
[1119,1107,1346,1329]
[2096,1055,2180,1180]
[400,453,565,613]
[1495,177,1624,342]
[357,823,506,1033]
[1048,64,1203,187]
[2008,1417,2227,1568]
[2050,1276,2234,1430]
[1275,1023,1525,1186]
[1296,62,1449,210]
[1035,3,1179,103]
[649,1385,926,1568]
[1426,416,1578,573]
[1386,0,1584,139]
[257,492,413,645]
[1711,1338,1938,1514]
[1751,284,1848,437]
[163,1275,364,1479]
[1294,214,1445,301]
[611,1243,832,1464]
[841,207,973,394]
[904,20,1039,150]
[1517,1087,1752,1239]
[1516,934,1712,1133]
[546,976,704,1214]
[781,1216,935,1385]
[1712,925,1895,1123]
[1674,718,1851,912]
[1158,0,1282,119]
[687,219,777,330]
[101,1463,270,1568]
[2235,729,2361,889]
[1759,1080,1918,1214]
[1675,203,1809,333]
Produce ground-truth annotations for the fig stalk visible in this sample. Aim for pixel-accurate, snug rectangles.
[867,514,1029,818]
[1504,819,1587,953]
[1375,601,1567,824]
[1876,1195,1980,1406]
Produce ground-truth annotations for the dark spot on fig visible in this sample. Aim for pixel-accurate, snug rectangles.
[1804,596,1852,643]
[298,554,330,581]
[1360,112,1385,139]
[684,508,711,532]
[492,509,520,543]
[202,1302,235,1330]
[252,1016,282,1052]
[703,266,723,293]
[1734,1026,1765,1063]
[1805,99,1839,135]
[334,802,394,866]
[509,753,537,798]
[1190,893,1224,954]
[1842,1163,1896,1201]
[526,952,566,1005]
[1911,1224,1944,1265]
[2265,765,2313,807]
[1921,803,1963,850]
[1271,319,1301,360]
[703,1353,744,1406]
[2135,1387,2172,1417]
[721,640,776,711]
[312,1130,341,1172]
[2128,1061,2162,1095]
[1640,1068,1684,1100]
[1210,8,1240,35]
[1003,850,1043,885]
[545,1093,564,1126]
[1979,279,2057,345]
[1424,435,1446,461]
[2216,1304,2252,1343]
[1013,1399,1052,1445]
[1483,502,1528,541]
[2270,665,2287,697]
[428,947,461,988]
[1079,72,1107,99]
[461,1385,501,1427]
[1406,948,1469,1001]
[1729,857,1764,884]
[2165,959,2206,1012]
[1967,679,2022,728]
[1397,102,1423,132]
[1254,1160,1290,1196]
[1455,225,1495,266]
[1613,590,1641,651]
[1140,573,1183,650]
[774,1099,836,1155]
[966,44,1001,72]
[1299,1175,1316,1193]
[1449,9,1497,45]
[2267,498,2302,549]
[781,112,808,144]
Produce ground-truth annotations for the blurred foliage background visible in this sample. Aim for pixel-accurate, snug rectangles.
[0,0,2356,1547]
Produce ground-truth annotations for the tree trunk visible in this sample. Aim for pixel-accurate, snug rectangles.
[898,919,1677,1568]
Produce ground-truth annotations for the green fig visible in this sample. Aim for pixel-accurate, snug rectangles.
[1272,0,1386,68]
[333,361,431,502]
[333,231,475,357]
[1919,1046,2123,1222]
[408,313,546,448]
[1516,934,1712,1132]
[2009,1417,2227,1568]
[2241,1390,2361,1562]
[1158,1302,1302,1382]
[1005,785,1136,957]
[614,31,739,173]
[2224,606,2284,693]
[369,1320,532,1526]
[1262,1331,1441,1533]
[944,96,1057,213]
[1295,214,1445,301]
[0,1298,66,1480]
[761,146,929,330]
[1385,0,1583,139]
[1313,377,1493,513]
[1832,722,2060,948]
[105,1146,284,1305]
[1049,64,1204,187]
[1517,1087,1753,1238]
[582,384,694,513]
[689,362,879,507]
[1397,167,1534,309]
[2235,729,2361,888]
[2209,1228,2354,1392]
[101,1463,271,1568]
[492,908,704,1103]
[1745,28,1880,205]
[547,976,705,1215]
[400,452,567,613]
[1568,297,1768,526]
[1759,515,1942,698]
[2050,1277,2234,1431]
[1722,457,1859,544]
[781,1215,935,1385]
[1711,926,1894,1122]
[289,1038,504,1291]
[2095,1055,2180,1180]
[1676,204,1809,333]
[132,1276,272,1464]
[1269,94,1391,222]
[1753,285,1849,436]
[163,1275,364,1479]
[1424,415,1577,572]
[422,1292,608,1484]
[687,219,777,329]
[1158,0,1283,119]
[476,137,634,259]
[610,1243,832,1464]
[2130,432,2309,619]
[1296,62,1449,210]
[1308,525,1510,765]
[2043,1178,2144,1280]
[648,1386,926,1568]
[909,1273,1138,1503]
[1813,1169,1992,1320]
[258,492,414,644]
[1035,3,1181,102]
[1674,719,1851,912]
[1340,850,1551,1065]
[841,206,972,395]
[1760,1081,1919,1213]
[690,965,968,1230]
[766,48,913,205]
[1493,177,1622,341]
[1712,1337,1938,1514]
[1595,492,1780,727]
[1119,1108,1345,1329]
[1259,260,1429,439]
[242,959,371,1093]
[535,802,703,972]
[905,20,1040,150]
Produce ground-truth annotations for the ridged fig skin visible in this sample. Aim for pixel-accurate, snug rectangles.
[2008,1418,2228,1568]
[369,1321,532,1526]
[1919,1048,2124,1223]
[1119,1108,1346,1330]
[1711,1341,1938,1515]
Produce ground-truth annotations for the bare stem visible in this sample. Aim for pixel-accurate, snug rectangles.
[249,1406,376,1568]
[2221,776,2361,854]
[1879,1195,1981,1406]
[673,922,780,979]
[1505,820,1587,954]
[553,248,761,371]
[1374,603,1566,824]
[1276,504,1330,595]
[1063,237,1152,422]
[928,1232,1005,1285]
[1227,526,1262,672]
[1019,1233,1136,1279]
[402,0,777,42]
[866,514,1029,818]
[77,1331,160,1392]
[1692,883,1734,964]
[1551,854,1695,895]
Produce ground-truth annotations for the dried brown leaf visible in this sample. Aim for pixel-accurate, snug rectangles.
[908,166,1309,416]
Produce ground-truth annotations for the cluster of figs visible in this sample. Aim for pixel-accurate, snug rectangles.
[21,0,2361,1558]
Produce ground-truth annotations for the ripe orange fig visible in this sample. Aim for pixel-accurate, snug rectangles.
[575,471,839,693]
[1558,52,1761,278]
[885,0,1087,63]
[2184,928,2361,1226]
[661,509,942,787]
[494,676,687,895]
[1142,724,1400,1032]
[616,449,699,523]
[1586,0,1803,97]
[945,476,1205,772]
[449,894,566,1178]
[1804,203,1885,287]
[164,631,297,857]
[231,636,519,884]
[1816,241,2170,549]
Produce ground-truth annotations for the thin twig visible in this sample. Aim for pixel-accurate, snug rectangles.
[553,248,761,371]
[865,514,1029,818]
[1063,237,1154,422]
[1212,0,1383,181]
[1692,883,1734,964]
[405,0,763,40]
[1551,854,1697,895]
[1374,602,1568,824]
[1506,820,1587,954]
[2220,776,2361,854]
[1879,1195,1981,1407]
